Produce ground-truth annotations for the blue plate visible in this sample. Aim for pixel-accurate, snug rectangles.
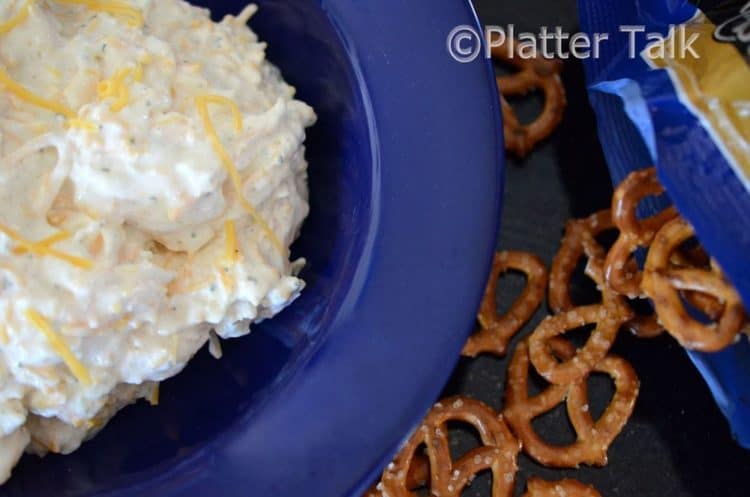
[1,1,504,496]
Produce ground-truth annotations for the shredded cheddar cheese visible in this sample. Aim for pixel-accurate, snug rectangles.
[170,334,178,362]
[0,0,33,35]
[12,231,71,255]
[195,95,285,254]
[0,223,93,269]
[148,384,159,405]
[219,269,232,290]
[0,325,8,345]
[0,68,76,118]
[97,64,142,112]
[221,221,240,292]
[51,0,143,28]
[223,219,240,263]
[67,118,97,132]
[46,65,62,81]
[25,309,92,385]
[112,314,132,329]
[167,276,214,296]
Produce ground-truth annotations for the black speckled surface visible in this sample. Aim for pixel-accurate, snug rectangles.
[436,1,750,495]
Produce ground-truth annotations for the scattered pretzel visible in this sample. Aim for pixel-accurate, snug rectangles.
[370,170,748,497]
[599,173,726,337]
[548,210,615,314]
[642,218,745,352]
[550,210,664,339]
[372,396,520,497]
[529,287,632,385]
[464,251,548,357]
[581,229,665,340]
[605,167,678,299]
[504,338,639,468]
[522,478,602,497]
[491,37,566,157]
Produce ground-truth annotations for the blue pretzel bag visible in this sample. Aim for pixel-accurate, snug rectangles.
[578,0,750,447]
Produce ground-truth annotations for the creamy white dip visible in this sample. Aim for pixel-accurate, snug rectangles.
[0,0,314,482]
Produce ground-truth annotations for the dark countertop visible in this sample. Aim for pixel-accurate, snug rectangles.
[439,1,750,495]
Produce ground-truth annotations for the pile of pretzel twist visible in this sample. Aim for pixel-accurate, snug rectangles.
[366,167,747,497]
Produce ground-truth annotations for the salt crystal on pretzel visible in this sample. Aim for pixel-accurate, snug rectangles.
[463,251,548,357]
[504,338,639,468]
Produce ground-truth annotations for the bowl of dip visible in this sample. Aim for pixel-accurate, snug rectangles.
[0,1,504,496]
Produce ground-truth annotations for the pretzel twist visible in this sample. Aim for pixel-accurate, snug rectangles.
[504,339,639,468]
[464,251,548,357]
[604,172,726,331]
[642,218,745,351]
[550,209,664,339]
[491,38,566,157]
[548,210,616,314]
[372,397,521,497]
[539,211,635,384]
[528,300,632,385]
[605,168,678,298]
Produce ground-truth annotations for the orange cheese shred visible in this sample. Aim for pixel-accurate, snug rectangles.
[0,0,33,35]
[25,309,92,385]
[195,95,285,254]
[0,68,76,118]
[51,0,143,28]
[0,224,93,269]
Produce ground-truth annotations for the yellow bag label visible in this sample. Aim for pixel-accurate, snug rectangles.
[644,6,750,188]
